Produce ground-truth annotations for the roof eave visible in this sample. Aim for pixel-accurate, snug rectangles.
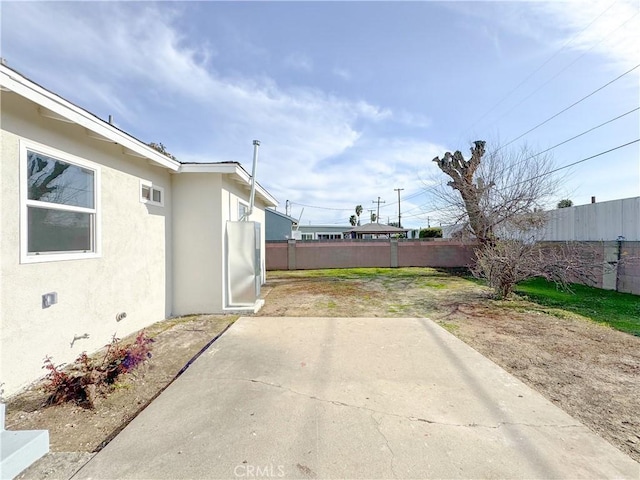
[1,65,180,171]
[178,162,278,208]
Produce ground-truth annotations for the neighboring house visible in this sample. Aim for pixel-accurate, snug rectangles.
[0,64,277,396]
[344,222,409,239]
[295,225,349,240]
[265,208,298,240]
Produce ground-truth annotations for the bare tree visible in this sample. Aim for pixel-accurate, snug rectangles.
[432,140,560,246]
[431,140,583,297]
[471,210,603,297]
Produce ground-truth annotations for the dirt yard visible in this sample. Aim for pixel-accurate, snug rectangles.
[6,267,640,479]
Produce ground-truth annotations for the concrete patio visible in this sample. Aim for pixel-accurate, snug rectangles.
[72,317,638,479]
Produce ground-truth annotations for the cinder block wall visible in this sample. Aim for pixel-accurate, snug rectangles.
[397,241,477,267]
[618,241,640,295]
[266,240,639,296]
[266,239,478,271]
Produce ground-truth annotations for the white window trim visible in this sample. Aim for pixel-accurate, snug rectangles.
[140,180,164,207]
[316,232,344,239]
[20,139,101,264]
[238,199,249,221]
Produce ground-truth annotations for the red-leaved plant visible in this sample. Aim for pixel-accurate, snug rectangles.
[42,331,154,408]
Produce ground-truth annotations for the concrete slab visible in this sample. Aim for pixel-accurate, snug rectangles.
[73,317,639,479]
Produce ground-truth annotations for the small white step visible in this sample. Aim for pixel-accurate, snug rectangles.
[0,404,49,480]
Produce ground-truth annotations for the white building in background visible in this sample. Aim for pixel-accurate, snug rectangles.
[542,197,640,241]
[441,197,640,242]
[0,64,277,396]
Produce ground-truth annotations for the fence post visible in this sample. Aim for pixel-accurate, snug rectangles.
[287,239,296,270]
[390,239,399,268]
[602,241,618,290]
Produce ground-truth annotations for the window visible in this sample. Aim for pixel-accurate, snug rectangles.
[238,201,249,220]
[140,180,164,207]
[301,233,314,240]
[21,142,100,263]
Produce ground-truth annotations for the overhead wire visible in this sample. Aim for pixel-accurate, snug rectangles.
[479,11,639,134]
[292,8,639,224]
[462,0,620,135]
[496,63,640,152]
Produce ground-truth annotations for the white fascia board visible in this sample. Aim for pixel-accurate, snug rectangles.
[178,162,278,207]
[1,66,180,171]
[178,163,240,174]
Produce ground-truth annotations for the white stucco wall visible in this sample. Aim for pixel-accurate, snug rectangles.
[171,173,268,316]
[0,91,173,396]
[171,173,224,315]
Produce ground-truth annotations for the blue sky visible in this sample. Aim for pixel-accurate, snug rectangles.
[2,1,638,228]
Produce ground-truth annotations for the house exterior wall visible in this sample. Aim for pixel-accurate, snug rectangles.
[265,209,294,241]
[1,91,172,396]
[296,225,349,240]
[171,173,268,316]
[172,173,224,315]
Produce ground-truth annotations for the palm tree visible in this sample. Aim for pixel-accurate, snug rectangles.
[349,215,358,226]
[355,205,363,225]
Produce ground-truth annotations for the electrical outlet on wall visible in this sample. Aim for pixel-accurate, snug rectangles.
[42,292,58,308]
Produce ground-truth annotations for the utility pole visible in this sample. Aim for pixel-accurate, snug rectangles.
[372,197,385,223]
[285,200,290,216]
[394,188,404,228]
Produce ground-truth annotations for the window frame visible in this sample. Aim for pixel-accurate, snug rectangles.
[140,180,164,207]
[238,200,249,220]
[20,140,101,264]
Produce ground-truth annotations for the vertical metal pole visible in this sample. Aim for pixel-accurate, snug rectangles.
[246,140,260,219]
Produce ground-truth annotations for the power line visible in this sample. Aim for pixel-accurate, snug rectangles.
[407,105,638,205]
[397,138,639,220]
[292,126,638,220]
[509,138,640,188]
[463,0,620,135]
[498,63,640,151]
[484,11,640,131]
[289,202,353,211]
[519,107,639,160]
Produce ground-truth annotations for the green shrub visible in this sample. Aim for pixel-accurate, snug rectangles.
[419,227,443,238]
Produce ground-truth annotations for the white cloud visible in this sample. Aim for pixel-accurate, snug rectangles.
[2,2,446,227]
[533,1,639,72]
[455,1,639,74]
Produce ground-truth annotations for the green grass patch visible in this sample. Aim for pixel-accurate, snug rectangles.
[515,278,640,336]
